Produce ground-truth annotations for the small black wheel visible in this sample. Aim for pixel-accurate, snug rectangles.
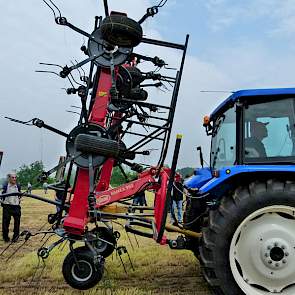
[62,247,104,290]
[199,179,295,295]
[116,66,133,97]
[75,134,125,158]
[88,227,116,258]
[75,134,134,160]
[129,87,148,101]
[47,213,58,224]
[101,15,143,47]
[126,67,144,86]
[66,124,107,169]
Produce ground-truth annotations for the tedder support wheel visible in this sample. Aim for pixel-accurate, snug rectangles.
[100,15,143,47]
[199,179,295,295]
[88,227,116,258]
[62,247,104,290]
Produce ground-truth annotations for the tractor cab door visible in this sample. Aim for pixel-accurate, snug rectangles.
[211,106,236,170]
[243,97,295,163]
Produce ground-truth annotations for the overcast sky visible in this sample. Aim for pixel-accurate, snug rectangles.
[1,0,295,177]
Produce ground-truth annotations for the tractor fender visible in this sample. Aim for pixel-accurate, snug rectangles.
[198,165,295,195]
[184,167,212,190]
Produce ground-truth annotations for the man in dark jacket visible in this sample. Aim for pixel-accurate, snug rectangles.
[1,172,21,242]
[245,121,268,158]
[132,190,147,213]
[170,174,184,225]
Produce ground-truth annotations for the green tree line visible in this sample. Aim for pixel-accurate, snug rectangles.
[2,160,136,189]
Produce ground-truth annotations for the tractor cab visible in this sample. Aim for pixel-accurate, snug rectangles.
[210,88,295,168]
[186,88,295,192]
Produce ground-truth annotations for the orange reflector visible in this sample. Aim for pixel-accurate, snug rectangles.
[203,115,210,126]
[212,170,220,178]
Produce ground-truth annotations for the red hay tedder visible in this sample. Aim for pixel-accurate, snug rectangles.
[2,0,193,290]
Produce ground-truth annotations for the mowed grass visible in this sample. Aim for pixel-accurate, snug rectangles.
[0,190,210,295]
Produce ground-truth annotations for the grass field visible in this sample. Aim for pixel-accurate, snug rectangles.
[0,190,210,295]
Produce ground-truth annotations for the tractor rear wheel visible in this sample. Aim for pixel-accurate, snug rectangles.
[199,179,295,295]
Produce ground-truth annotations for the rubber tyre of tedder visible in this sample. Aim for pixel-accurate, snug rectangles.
[62,247,104,290]
[192,179,295,295]
[87,227,116,258]
[100,15,143,47]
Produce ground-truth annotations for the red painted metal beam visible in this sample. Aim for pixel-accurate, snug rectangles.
[95,168,158,207]
[64,68,114,234]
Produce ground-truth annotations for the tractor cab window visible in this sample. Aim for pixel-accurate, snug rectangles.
[244,98,295,163]
[211,107,236,170]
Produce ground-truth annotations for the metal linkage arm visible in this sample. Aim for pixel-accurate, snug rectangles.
[141,37,186,50]
[60,54,103,78]
[103,0,109,16]
[32,118,68,137]
[55,17,91,38]
[131,53,167,67]
[0,192,69,209]
[43,0,92,38]
[4,116,68,138]
[138,6,159,24]
[41,155,79,181]
[37,237,66,259]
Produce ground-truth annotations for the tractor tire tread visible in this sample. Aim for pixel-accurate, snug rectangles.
[199,179,295,295]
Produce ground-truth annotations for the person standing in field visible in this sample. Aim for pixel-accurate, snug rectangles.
[27,182,32,194]
[43,182,48,194]
[1,172,22,242]
[170,174,184,225]
[132,190,147,213]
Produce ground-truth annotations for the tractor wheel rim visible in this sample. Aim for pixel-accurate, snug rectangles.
[229,205,295,294]
[71,259,93,282]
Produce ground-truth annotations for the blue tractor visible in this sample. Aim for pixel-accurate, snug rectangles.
[184,88,295,295]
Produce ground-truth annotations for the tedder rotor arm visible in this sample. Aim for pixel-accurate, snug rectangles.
[32,118,68,137]
[5,116,68,138]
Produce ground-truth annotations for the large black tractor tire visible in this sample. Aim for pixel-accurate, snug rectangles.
[101,15,143,47]
[62,247,104,290]
[199,179,295,295]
